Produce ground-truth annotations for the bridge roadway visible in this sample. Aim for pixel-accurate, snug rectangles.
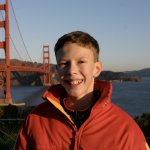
[0,64,49,73]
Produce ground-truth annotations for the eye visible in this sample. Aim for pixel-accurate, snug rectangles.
[78,60,87,64]
[58,62,68,68]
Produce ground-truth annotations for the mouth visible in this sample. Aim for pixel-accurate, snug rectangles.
[66,79,83,86]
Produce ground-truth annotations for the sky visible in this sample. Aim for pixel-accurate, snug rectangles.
[0,0,150,71]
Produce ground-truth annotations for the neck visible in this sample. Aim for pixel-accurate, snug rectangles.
[64,93,94,111]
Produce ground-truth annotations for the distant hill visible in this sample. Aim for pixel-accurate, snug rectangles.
[1,59,148,85]
[97,71,142,82]
[98,71,128,80]
[126,68,150,77]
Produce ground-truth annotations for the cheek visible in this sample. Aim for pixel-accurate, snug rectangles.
[57,67,65,74]
[83,63,95,72]
[57,69,64,80]
[81,67,95,78]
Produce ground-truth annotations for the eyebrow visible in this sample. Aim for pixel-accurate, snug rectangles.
[57,56,88,61]
[77,56,90,61]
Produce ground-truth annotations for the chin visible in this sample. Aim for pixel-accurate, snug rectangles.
[67,91,82,99]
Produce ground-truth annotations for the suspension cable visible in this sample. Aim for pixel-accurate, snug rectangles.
[10,0,33,62]
[10,36,22,60]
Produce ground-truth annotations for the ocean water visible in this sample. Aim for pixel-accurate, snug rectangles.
[11,78,150,117]
[112,77,150,116]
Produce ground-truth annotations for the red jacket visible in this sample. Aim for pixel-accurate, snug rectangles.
[15,80,149,150]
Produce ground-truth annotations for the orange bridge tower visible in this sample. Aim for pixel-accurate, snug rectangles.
[0,0,12,103]
[43,45,51,86]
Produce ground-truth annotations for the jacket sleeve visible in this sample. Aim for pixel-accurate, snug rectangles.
[125,121,149,150]
[126,121,150,150]
[15,120,31,150]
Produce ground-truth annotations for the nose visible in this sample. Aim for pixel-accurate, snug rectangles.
[67,62,78,75]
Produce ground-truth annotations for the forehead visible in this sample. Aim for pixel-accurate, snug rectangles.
[56,43,94,61]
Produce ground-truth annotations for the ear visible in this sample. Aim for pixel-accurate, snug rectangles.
[94,61,102,78]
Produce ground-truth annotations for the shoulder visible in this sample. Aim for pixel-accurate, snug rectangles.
[22,102,57,125]
[111,103,133,120]
[31,101,51,112]
[23,102,60,129]
[29,101,59,117]
[100,103,146,148]
[111,103,140,128]
[111,103,146,140]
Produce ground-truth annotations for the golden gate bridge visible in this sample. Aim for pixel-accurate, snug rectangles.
[0,0,51,105]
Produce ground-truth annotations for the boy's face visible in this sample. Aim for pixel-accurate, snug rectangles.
[56,43,102,100]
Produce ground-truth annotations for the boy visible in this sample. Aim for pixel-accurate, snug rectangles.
[15,31,149,149]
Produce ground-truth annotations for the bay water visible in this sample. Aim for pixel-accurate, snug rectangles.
[11,78,150,117]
